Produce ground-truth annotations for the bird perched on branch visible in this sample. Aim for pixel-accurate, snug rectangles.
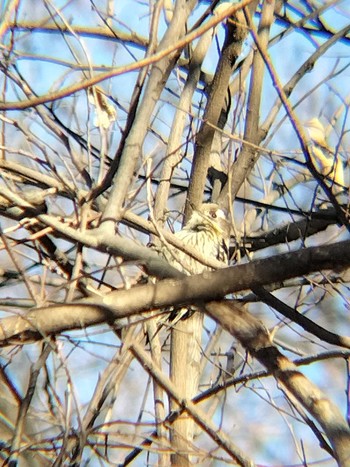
[159,203,230,321]
[162,203,230,275]
[304,118,344,195]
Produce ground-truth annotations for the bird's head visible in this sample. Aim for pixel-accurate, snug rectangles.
[186,203,229,237]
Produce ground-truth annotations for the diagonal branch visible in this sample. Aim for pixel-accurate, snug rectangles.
[204,300,350,466]
[130,341,256,467]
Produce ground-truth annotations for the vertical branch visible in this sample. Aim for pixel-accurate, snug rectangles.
[100,0,198,232]
[170,314,207,465]
[244,15,350,229]
[153,28,214,223]
[169,6,257,465]
[68,326,144,464]
[9,344,52,464]
[218,0,277,204]
[185,3,257,217]
[131,340,257,467]
[146,319,170,466]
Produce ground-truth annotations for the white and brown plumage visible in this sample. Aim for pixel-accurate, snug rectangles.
[160,203,230,320]
[162,203,229,275]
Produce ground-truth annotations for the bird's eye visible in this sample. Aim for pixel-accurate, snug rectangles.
[211,211,217,218]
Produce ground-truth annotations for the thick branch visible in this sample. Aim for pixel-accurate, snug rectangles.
[1,239,350,345]
[204,301,350,466]
[186,5,255,215]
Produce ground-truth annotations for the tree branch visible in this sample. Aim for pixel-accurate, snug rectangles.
[0,239,350,345]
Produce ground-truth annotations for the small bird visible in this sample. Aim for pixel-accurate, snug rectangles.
[304,118,344,194]
[160,203,230,321]
[162,203,230,275]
